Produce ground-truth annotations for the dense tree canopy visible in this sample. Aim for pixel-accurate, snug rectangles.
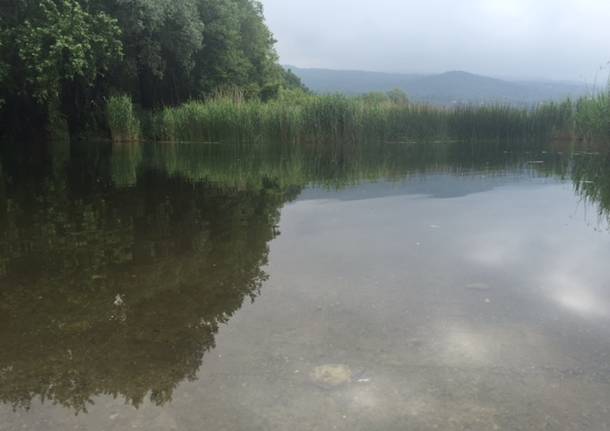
[0,0,307,136]
[14,0,122,103]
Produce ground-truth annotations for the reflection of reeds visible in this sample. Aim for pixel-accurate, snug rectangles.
[571,152,610,220]
[116,140,542,190]
[109,138,610,227]
[110,142,143,187]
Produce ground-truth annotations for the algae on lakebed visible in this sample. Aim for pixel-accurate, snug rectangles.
[310,364,353,387]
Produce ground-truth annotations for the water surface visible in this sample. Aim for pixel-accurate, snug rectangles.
[1,141,610,430]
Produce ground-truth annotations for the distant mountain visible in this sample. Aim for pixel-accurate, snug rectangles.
[286,66,592,106]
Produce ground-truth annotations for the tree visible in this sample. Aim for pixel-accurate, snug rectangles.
[386,88,409,105]
[0,33,8,109]
[1,0,122,133]
[0,0,296,137]
[281,67,309,93]
[14,0,122,103]
[94,0,282,106]
[92,0,204,107]
[193,0,280,98]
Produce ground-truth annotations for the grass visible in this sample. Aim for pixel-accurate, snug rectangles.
[574,88,610,142]
[106,95,141,143]
[152,94,571,145]
[106,88,610,146]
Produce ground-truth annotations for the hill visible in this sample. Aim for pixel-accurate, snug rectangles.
[287,67,592,106]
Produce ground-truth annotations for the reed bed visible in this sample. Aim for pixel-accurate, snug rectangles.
[107,90,608,146]
[106,95,141,142]
[574,89,610,142]
[152,95,570,144]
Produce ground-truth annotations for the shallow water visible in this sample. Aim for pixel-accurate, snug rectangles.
[1,141,610,430]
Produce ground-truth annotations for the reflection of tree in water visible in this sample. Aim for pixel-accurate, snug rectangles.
[0,150,298,412]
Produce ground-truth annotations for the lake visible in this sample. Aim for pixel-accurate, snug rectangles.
[1,140,610,430]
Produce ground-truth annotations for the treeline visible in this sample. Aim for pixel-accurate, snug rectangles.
[0,0,306,137]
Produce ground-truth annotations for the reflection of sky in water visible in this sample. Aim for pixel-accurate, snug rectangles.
[446,180,610,321]
[553,286,607,317]
[236,175,610,429]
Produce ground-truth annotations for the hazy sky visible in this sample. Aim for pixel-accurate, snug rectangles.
[261,0,610,82]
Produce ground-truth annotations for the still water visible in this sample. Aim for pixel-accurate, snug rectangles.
[1,141,610,430]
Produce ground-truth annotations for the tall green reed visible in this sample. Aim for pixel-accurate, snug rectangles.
[574,87,610,142]
[106,95,141,142]
[152,94,570,145]
[107,87,610,146]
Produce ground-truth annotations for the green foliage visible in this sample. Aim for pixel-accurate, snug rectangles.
[281,67,309,93]
[151,93,571,145]
[94,0,204,106]
[355,89,409,107]
[12,0,122,103]
[356,92,393,105]
[386,88,409,105]
[0,33,8,109]
[89,0,285,106]
[195,0,279,98]
[106,95,140,142]
[1,0,288,137]
[574,89,610,142]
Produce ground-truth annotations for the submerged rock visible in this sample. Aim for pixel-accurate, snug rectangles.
[310,364,352,387]
[113,294,125,306]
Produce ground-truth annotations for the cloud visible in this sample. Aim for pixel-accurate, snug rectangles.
[261,0,610,81]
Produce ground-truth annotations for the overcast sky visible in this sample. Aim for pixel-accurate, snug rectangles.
[261,0,610,82]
